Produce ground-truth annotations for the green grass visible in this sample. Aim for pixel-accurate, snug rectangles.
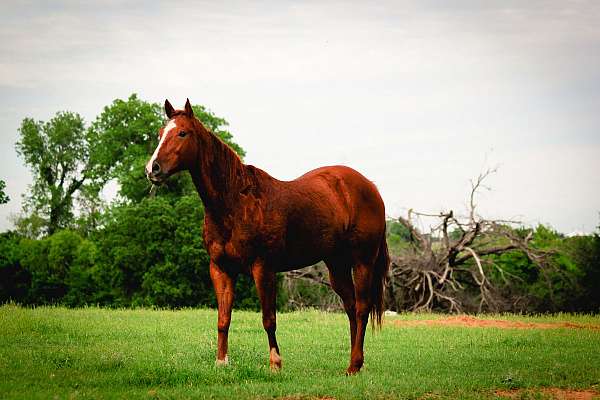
[1,305,599,399]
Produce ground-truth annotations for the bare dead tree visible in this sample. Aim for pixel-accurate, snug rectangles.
[283,263,341,311]
[387,169,554,313]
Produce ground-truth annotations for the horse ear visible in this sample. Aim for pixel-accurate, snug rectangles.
[184,98,194,117]
[164,99,175,119]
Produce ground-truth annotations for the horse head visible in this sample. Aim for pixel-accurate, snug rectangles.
[146,99,202,184]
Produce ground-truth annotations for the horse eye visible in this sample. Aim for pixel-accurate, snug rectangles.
[178,130,187,138]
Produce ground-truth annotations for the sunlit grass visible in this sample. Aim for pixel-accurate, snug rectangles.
[0,305,599,399]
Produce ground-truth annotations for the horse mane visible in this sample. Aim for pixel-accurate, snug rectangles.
[190,115,253,213]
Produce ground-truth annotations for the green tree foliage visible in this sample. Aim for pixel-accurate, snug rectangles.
[386,220,411,254]
[15,112,89,235]
[19,230,84,304]
[87,94,165,203]
[561,229,600,311]
[0,180,9,204]
[12,213,46,241]
[489,224,600,312]
[92,196,213,307]
[91,195,259,309]
[0,232,29,302]
[0,198,262,309]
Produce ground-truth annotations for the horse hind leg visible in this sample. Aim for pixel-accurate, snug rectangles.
[347,262,373,375]
[326,262,357,351]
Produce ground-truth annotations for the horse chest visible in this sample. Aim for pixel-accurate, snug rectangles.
[206,237,241,264]
[205,224,254,267]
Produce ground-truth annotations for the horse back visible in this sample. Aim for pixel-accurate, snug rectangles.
[277,165,386,268]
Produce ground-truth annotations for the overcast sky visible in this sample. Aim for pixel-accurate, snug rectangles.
[1,1,599,233]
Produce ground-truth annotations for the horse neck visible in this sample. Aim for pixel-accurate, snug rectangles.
[189,129,247,218]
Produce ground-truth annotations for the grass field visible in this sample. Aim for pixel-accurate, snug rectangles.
[1,305,599,399]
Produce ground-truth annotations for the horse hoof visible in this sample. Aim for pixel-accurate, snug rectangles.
[345,366,361,375]
[269,349,282,372]
[270,362,282,372]
[215,355,229,367]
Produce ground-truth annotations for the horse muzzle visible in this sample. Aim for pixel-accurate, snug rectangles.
[146,160,167,184]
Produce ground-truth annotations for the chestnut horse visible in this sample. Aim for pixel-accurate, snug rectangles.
[146,99,389,374]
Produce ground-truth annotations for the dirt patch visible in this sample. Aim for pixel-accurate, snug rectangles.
[392,315,600,330]
[495,388,600,399]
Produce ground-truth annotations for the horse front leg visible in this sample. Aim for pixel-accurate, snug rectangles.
[252,262,282,371]
[210,261,237,365]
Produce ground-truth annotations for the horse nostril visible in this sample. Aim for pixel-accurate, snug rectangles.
[152,161,161,175]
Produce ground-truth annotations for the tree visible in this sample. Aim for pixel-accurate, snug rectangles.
[0,180,9,204]
[0,231,30,303]
[572,225,600,311]
[19,230,84,304]
[283,263,339,311]
[15,94,246,236]
[90,195,259,308]
[86,94,165,204]
[386,170,556,313]
[16,112,90,235]
[386,219,412,254]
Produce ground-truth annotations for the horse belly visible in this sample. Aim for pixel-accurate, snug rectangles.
[280,220,340,271]
[279,248,325,271]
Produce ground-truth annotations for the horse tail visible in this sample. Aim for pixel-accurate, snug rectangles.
[370,233,390,329]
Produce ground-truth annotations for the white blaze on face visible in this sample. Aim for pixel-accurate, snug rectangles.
[146,119,178,175]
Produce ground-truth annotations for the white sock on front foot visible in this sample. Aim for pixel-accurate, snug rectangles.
[215,355,229,366]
